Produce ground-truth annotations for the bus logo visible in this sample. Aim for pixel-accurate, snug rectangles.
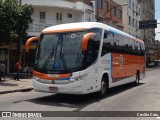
[113,55,124,65]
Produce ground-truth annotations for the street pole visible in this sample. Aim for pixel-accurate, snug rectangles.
[19,0,21,5]
[96,0,99,22]
[18,0,22,64]
[144,29,148,67]
[155,32,160,59]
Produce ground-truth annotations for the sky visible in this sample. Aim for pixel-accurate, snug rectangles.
[155,0,160,41]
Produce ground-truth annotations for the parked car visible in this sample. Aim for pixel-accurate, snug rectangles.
[148,63,154,68]
[154,60,160,67]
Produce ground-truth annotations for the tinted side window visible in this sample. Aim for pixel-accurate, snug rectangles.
[101,31,145,56]
[131,40,135,55]
[101,31,114,56]
[134,41,138,55]
[140,43,145,56]
[85,28,102,65]
[123,37,129,54]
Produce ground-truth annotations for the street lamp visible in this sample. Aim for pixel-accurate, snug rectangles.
[100,3,127,23]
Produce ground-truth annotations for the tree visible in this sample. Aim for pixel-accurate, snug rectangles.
[0,0,34,44]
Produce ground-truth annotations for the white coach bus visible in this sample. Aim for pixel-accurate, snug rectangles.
[26,22,145,97]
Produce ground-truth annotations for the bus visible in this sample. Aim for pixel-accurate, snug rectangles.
[26,22,145,97]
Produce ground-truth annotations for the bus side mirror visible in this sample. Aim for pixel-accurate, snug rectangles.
[25,36,39,52]
[81,33,96,52]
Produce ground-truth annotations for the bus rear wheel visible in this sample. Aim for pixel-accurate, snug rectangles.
[97,77,108,98]
[134,72,140,85]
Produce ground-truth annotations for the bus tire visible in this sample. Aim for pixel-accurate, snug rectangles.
[97,76,108,98]
[134,71,140,85]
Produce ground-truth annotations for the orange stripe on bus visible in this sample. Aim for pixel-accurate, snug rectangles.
[42,28,86,34]
[33,70,71,80]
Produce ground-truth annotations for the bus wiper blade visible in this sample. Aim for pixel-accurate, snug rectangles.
[61,53,67,70]
[59,42,67,70]
[41,51,54,72]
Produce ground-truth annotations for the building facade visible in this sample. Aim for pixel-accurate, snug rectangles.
[113,0,155,65]
[94,0,124,31]
[113,0,141,38]
[140,0,155,65]
[23,0,94,36]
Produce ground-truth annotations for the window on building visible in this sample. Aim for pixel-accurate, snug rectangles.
[136,5,138,12]
[117,9,122,19]
[139,8,141,15]
[40,12,45,23]
[132,18,134,27]
[56,13,62,21]
[129,16,131,25]
[135,20,138,28]
[132,2,134,11]
[129,0,131,9]
[97,0,103,9]
[112,6,116,16]
[100,0,103,9]
[67,13,72,18]
[104,1,109,12]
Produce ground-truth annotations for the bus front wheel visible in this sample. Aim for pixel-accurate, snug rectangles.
[97,77,108,98]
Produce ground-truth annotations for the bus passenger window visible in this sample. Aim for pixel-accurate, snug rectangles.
[134,41,138,55]
[101,31,113,56]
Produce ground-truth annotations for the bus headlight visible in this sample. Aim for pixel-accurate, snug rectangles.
[72,73,88,81]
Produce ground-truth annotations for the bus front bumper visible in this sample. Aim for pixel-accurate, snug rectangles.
[32,79,86,94]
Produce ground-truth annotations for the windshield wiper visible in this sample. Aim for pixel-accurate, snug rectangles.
[61,52,67,70]
[41,51,54,72]
[59,44,68,70]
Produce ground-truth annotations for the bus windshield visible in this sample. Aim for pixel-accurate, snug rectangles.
[34,28,102,73]
[34,31,86,73]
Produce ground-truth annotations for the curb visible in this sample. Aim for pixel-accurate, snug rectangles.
[0,88,33,95]
[146,68,156,71]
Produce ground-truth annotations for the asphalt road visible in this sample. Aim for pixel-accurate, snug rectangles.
[0,68,160,120]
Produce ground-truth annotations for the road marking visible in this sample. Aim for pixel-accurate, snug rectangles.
[156,117,160,119]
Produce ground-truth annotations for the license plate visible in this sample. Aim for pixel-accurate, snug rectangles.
[48,74,59,77]
[49,87,58,91]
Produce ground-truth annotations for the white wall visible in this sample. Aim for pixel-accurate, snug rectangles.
[22,0,75,10]
[22,0,94,36]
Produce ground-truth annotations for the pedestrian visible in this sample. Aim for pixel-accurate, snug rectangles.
[15,61,21,81]
[0,62,6,81]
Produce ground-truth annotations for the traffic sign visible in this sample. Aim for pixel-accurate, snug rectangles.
[139,20,157,29]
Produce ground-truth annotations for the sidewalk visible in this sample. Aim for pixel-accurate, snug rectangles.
[0,76,33,94]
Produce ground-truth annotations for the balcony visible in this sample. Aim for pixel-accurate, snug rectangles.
[22,0,84,12]
[22,0,73,10]
[27,21,75,36]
